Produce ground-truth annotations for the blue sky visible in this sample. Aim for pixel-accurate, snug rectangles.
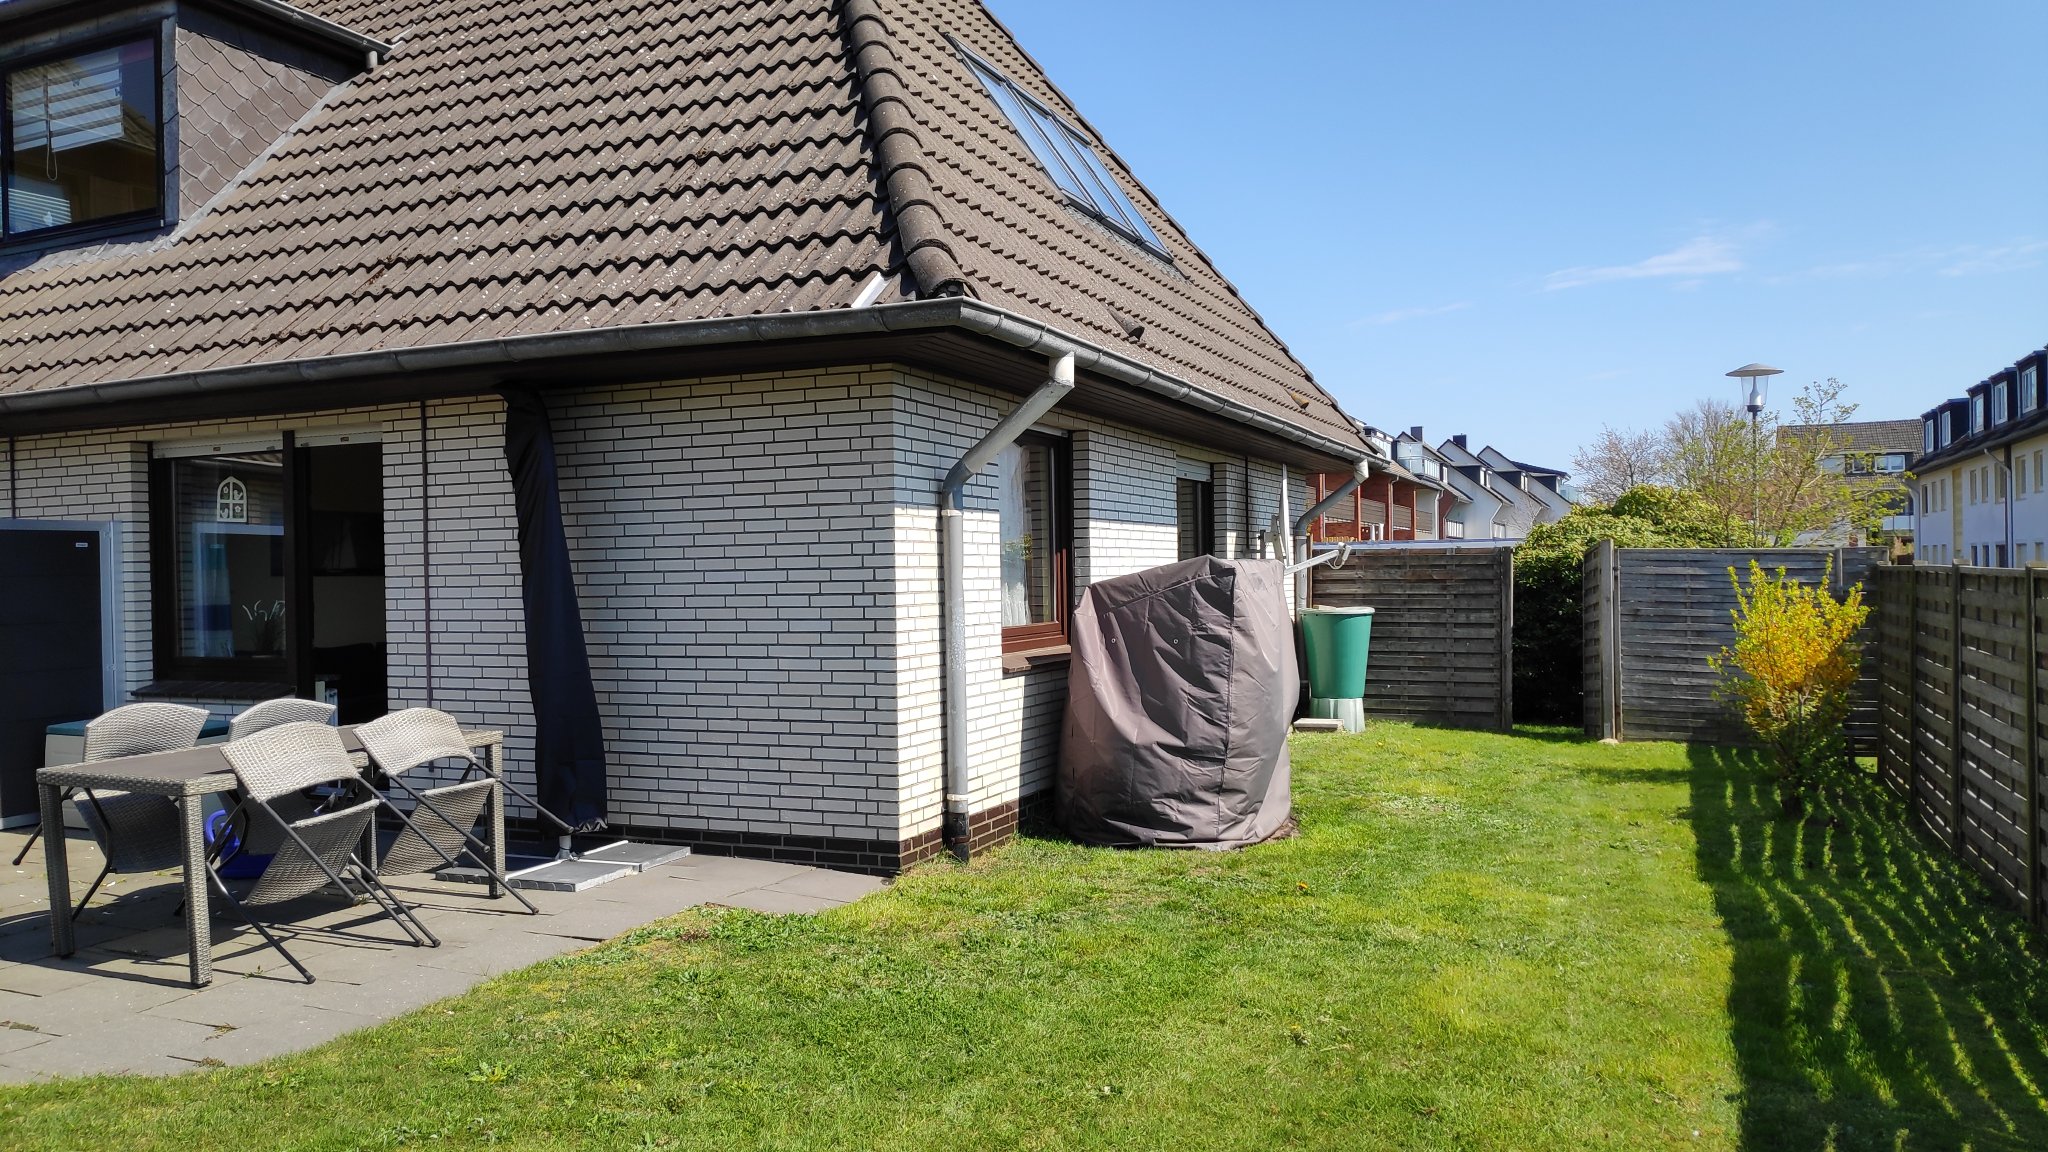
[987,0,2048,470]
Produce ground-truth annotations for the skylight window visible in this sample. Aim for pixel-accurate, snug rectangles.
[954,41,1168,260]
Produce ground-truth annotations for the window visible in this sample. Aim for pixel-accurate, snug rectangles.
[955,41,1168,260]
[154,451,288,680]
[3,38,162,239]
[2021,457,2030,497]
[1941,411,1954,445]
[1876,454,1907,474]
[2026,367,2042,413]
[995,433,1071,653]
[1995,382,2010,424]
[1973,395,1986,432]
[1176,477,1215,560]
[1925,419,1935,455]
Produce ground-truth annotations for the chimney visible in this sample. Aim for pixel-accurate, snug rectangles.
[1451,434,1468,449]
[1409,425,1424,442]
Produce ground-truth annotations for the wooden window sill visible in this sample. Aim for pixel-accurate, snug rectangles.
[1001,645,1072,674]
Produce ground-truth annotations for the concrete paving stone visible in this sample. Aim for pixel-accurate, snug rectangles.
[717,887,844,915]
[762,869,887,904]
[419,929,579,978]
[8,1034,205,1078]
[663,854,811,888]
[0,1055,54,1083]
[0,958,98,997]
[0,1020,57,1055]
[164,1005,386,1066]
[296,960,483,1015]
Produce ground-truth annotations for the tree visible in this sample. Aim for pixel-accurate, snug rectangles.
[1511,485,1739,724]
[1571,425,1667,503]
[1658,379,1860,546]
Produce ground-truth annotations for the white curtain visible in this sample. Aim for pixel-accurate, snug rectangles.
[995,443,1031,627]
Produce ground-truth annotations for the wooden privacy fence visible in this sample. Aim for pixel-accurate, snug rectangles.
[1583,545,1884,746]
[1309,545,1513,731]
[1873,565,2047,925]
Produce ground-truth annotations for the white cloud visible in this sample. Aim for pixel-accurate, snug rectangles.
[1350,300,1471,328]
[1939,239,2048,277]
[1544,236,1744,291]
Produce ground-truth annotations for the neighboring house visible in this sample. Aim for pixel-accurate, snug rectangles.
[1910,345,2048,568]
[1474,446,1577,521]
[1437,436,1556,540]
[1305,424,1459,543]
[1777,418,1920,552]
[0,0,1367,870]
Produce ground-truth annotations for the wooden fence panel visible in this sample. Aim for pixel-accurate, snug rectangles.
[1310,546,1513,731]
[1874,566,1916,800]
[1872,564,2048,927]
[1583,539,1617,739]
[1602,548,1883,747]
[1955,571,2032,905]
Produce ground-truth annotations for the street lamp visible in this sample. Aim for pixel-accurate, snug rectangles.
[1727,363,1783,544]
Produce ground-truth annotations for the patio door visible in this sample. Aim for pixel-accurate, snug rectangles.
[0,523,115,825]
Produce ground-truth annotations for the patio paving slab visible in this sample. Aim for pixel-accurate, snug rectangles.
[0,827,888,1080]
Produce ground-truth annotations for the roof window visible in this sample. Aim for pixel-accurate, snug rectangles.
[3,38,161,239]
[954,41,1168,260]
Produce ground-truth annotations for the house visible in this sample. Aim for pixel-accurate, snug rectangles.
[1436,435,1563,541]
[1909,346,2048,568]
[1776,418,1920,552]
[1305,424,1459,543]
[1474,446,1578,521]
[0,0,1368,870]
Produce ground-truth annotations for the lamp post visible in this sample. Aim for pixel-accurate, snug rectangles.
[1727,363,1783,545]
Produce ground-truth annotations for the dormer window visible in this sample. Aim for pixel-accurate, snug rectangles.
[1972,395,1986,432]
[1994,381,2009,424]
[2025,366,2041,414]
[3,38,161,239]
[1924,419,1935,455]
[953,40,1169,262]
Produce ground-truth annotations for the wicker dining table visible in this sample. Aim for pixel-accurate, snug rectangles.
[39,727,505,987]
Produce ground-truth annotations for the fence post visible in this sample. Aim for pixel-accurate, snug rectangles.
[1952,567,1967,855]
[2028,569,2043,926]
[1908,569,1923,826]
[1497,548,1515,733]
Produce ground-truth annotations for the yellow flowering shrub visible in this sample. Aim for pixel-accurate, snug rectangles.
[1709,561,1870,814]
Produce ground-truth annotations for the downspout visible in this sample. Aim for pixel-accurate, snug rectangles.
[1986,446,2014,565]
[1291,460,1370,609]
[939,352,1076,860]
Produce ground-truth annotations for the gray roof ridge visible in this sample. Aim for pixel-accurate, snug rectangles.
[843,0,969,300]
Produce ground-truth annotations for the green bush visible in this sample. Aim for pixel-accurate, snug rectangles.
[1513,487,1736,724]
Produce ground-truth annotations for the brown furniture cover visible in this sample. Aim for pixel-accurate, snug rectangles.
[1057,556,1295,848]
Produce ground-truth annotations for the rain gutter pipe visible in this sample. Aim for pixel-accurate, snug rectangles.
[938,351,1075,860]
[1289,460,1370,608]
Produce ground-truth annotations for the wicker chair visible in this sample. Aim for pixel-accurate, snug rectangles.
[229,697,338,740]
[12,704,210,918]
[224,698,339,863]
[215,721,437,982]
[354,708,539,914]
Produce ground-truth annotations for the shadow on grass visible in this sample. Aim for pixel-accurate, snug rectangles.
[1689,744,2048,1150]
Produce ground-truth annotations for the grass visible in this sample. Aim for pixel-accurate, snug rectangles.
[4,727,2048,1150]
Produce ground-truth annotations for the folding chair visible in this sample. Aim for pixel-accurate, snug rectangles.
[354,708,539,915]
[14,704,210,920]
[224,698,339,867]
[215,721,438,983]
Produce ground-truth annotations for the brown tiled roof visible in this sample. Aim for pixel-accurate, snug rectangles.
[0,0,1359,450]
[1778,419,1923,455]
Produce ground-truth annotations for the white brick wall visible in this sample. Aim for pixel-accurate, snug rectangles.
[885,369,1294,843]
[5,364,1299,858]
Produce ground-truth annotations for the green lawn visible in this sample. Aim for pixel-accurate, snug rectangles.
[5,727,2048,1150]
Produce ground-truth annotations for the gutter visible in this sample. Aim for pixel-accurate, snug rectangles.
[938,352,1075,860]
[0,0,394,57]
[0,299,1369,465]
